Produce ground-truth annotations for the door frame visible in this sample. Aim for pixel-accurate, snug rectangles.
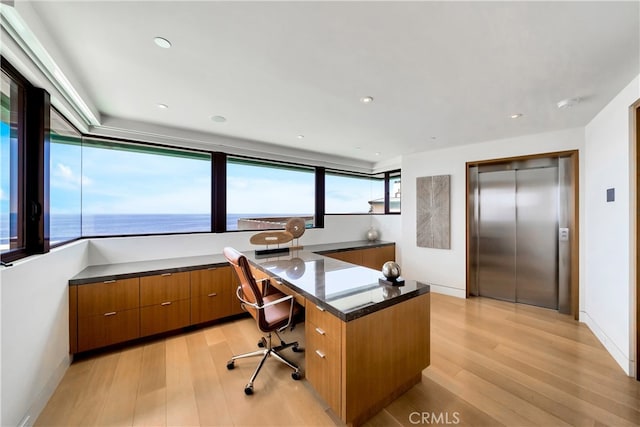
[465,150,580,320]
[631,99,640,380]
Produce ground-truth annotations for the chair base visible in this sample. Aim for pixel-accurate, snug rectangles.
[226,331,303,395]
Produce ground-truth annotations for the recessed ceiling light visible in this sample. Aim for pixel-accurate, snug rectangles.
[297,134,305,139]
[157,103,168,109]
[375,152,381,156]
[510,113,523,119]
[557,98,581,109]
[360,96,374,104]
[211,115,227,123]
[153,37,172,49]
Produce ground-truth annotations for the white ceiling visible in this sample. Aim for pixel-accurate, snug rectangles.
[15,1,640,169]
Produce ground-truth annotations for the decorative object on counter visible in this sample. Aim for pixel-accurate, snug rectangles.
[379,261,404,286]
[286,217,306,249]
[417,174,450,249]
[250,231,293,257]
[366,226,380,241]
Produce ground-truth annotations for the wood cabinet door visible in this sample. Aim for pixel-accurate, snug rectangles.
[190,266,237,324]
[360,245,395,270]
[139,272,190,306]
[77,278,140,317]
[325,249,363,266]
[77,308,140,352]
[140,299,190,337]
[305,305,342,415]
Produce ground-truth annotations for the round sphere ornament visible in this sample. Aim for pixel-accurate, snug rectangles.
[366,227,380,241]
[381,261,401,280]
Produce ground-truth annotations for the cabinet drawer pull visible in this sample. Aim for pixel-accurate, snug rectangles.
[315,350,326,359]
[314,327,326,336]
[103,280,116,284]
[207,267,217,271]
[161,301,172,306]
[161,273,172,277]
[104,311,117,316]
[207,292,218,297]
[315,305,325,312]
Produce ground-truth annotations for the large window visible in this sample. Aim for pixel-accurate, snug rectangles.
[50,108,82,245]
[389,171,401,213]
[226,157,315,231]
[0,69,24,256]
[325,171,384,214]
[81,138,211,236]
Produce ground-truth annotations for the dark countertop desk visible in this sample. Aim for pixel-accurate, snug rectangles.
[69,240,430,426]
[70,240,429,322]
[246,249,430,322]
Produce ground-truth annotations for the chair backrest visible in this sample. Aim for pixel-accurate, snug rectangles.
[223,247,266,329]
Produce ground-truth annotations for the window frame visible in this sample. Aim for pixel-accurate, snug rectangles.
[225,155,318,232]
[324,169,386,215]
[49,106,84,248]
[1,57,29,263]
[1,56,402,262]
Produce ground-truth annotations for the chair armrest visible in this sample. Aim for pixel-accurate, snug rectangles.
[235,286,297,330]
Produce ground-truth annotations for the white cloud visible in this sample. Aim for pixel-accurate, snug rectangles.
[52,163,92,188]
[0,188,6,201]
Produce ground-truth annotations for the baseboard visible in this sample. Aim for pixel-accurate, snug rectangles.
[425,283,466,299]
[18,354,71,426]
[580,310,633,376]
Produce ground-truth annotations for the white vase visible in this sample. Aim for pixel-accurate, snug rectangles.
[366,227,379,241]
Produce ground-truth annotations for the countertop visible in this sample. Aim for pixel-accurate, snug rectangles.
[69,240,395,285]
[69,240,429,321]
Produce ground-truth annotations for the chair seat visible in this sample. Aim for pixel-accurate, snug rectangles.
[262,292,303,331]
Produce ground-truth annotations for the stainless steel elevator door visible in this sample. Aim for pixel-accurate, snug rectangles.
[477,170,517,302]
[476,166,559,308]
[515,167,559,309]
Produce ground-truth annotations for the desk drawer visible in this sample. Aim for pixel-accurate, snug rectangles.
[140,299,190,337]
[305,320,341,413]
[306,303,341,337]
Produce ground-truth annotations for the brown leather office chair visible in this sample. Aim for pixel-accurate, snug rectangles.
[223,246,303,395]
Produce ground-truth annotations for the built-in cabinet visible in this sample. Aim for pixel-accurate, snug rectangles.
[76,277,140,352]
[70,266,237,353]
[323,245,395,270]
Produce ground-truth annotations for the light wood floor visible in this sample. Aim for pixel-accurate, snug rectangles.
[36,293,640,426]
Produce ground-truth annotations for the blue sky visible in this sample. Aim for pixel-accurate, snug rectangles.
[41,137,385,217]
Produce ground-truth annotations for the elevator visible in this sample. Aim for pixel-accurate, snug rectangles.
[468,156,573,313]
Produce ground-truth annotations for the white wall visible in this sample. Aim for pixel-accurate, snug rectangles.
[1,240,89,427]
[87,215,379,265]
[401,127,585,298]
[583,75,639,376]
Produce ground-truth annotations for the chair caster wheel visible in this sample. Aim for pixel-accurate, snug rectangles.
[226,361,235,370]
[257,338,266,348]
[291,371,302,380]
[244,385,254,395]
[292,345,304,353]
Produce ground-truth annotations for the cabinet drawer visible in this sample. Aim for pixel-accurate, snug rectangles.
[191,293,230,324]
[77,278,139,317]
[140,272,190,306]
[305,320,341,413]
[78,308,140,352]
[306,304,341,337]
[140,299,190,337]
[190,266,231,296]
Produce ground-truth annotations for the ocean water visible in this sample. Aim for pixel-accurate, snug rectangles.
[1,213,308,247]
